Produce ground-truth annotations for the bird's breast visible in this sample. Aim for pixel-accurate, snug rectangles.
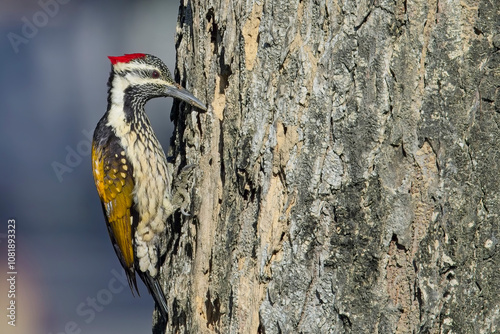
[120,128,173,235]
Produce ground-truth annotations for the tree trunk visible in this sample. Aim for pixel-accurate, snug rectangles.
[156,0,500,333]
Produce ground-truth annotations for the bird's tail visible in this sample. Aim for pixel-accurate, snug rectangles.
[141,273,169,321]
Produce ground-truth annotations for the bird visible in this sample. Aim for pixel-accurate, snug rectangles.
[91,53,206,320]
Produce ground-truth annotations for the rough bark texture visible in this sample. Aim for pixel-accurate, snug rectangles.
[155,0,500,333]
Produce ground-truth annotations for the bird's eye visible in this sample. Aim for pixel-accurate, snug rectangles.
[152,70,160,79]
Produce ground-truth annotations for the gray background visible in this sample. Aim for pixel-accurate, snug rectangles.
[0,0,179,333]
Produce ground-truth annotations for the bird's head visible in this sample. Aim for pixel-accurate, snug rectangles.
[107,53,206,111]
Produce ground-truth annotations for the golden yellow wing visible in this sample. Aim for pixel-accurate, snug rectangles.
[92,139,136,288]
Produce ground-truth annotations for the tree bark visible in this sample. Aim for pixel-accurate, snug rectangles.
[156,0,500,333]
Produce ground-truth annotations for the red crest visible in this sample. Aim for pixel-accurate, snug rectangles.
[108,53,146,65]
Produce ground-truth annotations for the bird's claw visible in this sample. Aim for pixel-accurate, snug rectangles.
[180,208,191,217]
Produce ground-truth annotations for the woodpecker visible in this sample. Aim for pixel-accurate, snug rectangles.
[91,53,206,320]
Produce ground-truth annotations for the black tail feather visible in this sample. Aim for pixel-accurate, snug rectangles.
[140,272,168,321]
[125,267,140,297]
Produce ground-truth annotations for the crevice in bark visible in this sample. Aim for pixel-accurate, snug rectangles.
[160,0,500,332]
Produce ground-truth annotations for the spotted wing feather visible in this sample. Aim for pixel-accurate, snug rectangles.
[92,128,139,294]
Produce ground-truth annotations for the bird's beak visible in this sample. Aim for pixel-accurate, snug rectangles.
[165,83,207,111]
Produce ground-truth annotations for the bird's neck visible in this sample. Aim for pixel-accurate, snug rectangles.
[105,75,152,139]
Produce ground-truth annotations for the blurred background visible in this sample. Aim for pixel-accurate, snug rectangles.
[0,0,181,332]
